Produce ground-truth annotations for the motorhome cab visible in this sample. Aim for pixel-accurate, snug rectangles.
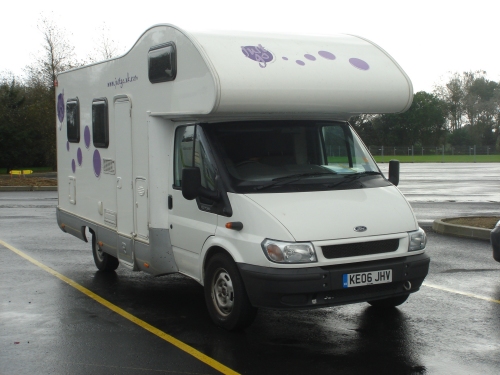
[56,24,430,330]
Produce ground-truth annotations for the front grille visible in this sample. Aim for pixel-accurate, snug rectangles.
[322,239,399,259]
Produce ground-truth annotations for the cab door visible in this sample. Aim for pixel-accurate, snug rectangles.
[168,125,218,279]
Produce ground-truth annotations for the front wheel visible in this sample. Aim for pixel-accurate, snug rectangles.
[368,294,409,308]
[204,253,257,330]
[92,233,119,271]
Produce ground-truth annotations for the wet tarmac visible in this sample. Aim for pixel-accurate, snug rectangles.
[379,162,500,203]
[1,164,500,374]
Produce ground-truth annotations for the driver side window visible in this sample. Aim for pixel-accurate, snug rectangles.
[173,125,217,191]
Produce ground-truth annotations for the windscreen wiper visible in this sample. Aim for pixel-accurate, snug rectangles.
[324,171,381,189]
[254,172,336,191]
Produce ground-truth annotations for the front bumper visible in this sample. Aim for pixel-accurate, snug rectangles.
[238,253,430,309]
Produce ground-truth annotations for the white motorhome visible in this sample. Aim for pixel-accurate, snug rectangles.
[56,24,429,330]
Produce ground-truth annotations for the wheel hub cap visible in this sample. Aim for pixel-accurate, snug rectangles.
[212,269,234,316]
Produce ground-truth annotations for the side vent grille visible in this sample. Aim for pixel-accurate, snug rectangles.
[104,209,117,227]
[103,159,116,175]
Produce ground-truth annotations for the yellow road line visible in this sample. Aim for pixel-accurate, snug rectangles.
[0,239,240,375]
[423,282,500,305]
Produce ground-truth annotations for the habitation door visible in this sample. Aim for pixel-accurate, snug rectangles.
[114,97,134,262]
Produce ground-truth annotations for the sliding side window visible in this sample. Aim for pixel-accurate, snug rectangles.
[92,98,109,148]
[67,98,80,143]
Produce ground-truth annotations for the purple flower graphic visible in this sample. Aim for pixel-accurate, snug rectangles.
[57,91,65,124]
[241,45,274,68]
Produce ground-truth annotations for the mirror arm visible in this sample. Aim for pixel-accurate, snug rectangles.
[198,186,220,201]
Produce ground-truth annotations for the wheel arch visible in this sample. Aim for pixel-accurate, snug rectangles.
[202,245,234,286]
[85,225,100,244]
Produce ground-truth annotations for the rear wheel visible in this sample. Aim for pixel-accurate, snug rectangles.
[92,233,119,271]
[204,253,257,330]
[368,294,409,308]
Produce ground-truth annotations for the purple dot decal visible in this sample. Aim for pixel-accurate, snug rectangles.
[57,91,65,123]
[66,141,70,152]
[77,148,83,166]
[318,51,336,60]
[296,60,305,66]
[71,159,76,173]
[84,126,91,149]
[282,56,289,60]
[349,58,370,71]
[93,149,101,178]
[304,54,316,61]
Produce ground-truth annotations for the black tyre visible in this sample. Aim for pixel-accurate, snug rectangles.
[368,294,409,308]
[204,253,257,330]
[92,233,119,271]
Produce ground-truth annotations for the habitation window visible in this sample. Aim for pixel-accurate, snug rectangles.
[92,98,109,148]
[148,42,177,83]
[67,98,80,143]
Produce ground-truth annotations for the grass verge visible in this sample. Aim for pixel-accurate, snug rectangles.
[373,155,500,163]
[0,167,54,175]
[0,177,57,187]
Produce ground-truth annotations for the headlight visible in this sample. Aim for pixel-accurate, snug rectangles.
[261,239,317,263]
[408,228,426,251]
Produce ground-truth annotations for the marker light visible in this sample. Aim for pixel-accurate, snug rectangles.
[261,239,317,263]
[225,222,243,231]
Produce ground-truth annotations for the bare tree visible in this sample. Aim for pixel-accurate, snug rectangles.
[435,70,500,146]
[87,23,124,63]
[25,16,79,89]
[21,15,80,169]
[434,72,466,131]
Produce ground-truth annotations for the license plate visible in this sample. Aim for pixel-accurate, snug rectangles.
[342,269,392,288]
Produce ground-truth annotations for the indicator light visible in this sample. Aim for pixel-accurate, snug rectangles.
[225,222,243,231]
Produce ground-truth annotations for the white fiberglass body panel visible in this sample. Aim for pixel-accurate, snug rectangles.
[244,187,418,242]
[215,192,295,261]
[56,25,217,235]
[191,30,413,116]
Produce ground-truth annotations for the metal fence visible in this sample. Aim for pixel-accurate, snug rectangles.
[365,145,499,162]
[369,145,498,156]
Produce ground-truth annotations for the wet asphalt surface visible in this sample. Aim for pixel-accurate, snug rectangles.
[1,164,500,374]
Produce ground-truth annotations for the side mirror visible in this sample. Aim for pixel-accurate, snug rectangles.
[388,159,400,186]
[182,167,201,200]
[182,167,220,201]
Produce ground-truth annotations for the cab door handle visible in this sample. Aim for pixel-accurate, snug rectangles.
[168,195,173,209]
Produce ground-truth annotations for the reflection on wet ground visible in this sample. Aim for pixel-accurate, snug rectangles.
[379,163,500,202]
[1,168,500,374]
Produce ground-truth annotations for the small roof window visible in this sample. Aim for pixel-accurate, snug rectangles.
[148,42,177,83]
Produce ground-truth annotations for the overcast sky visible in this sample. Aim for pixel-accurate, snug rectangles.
[2,0,498,93]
